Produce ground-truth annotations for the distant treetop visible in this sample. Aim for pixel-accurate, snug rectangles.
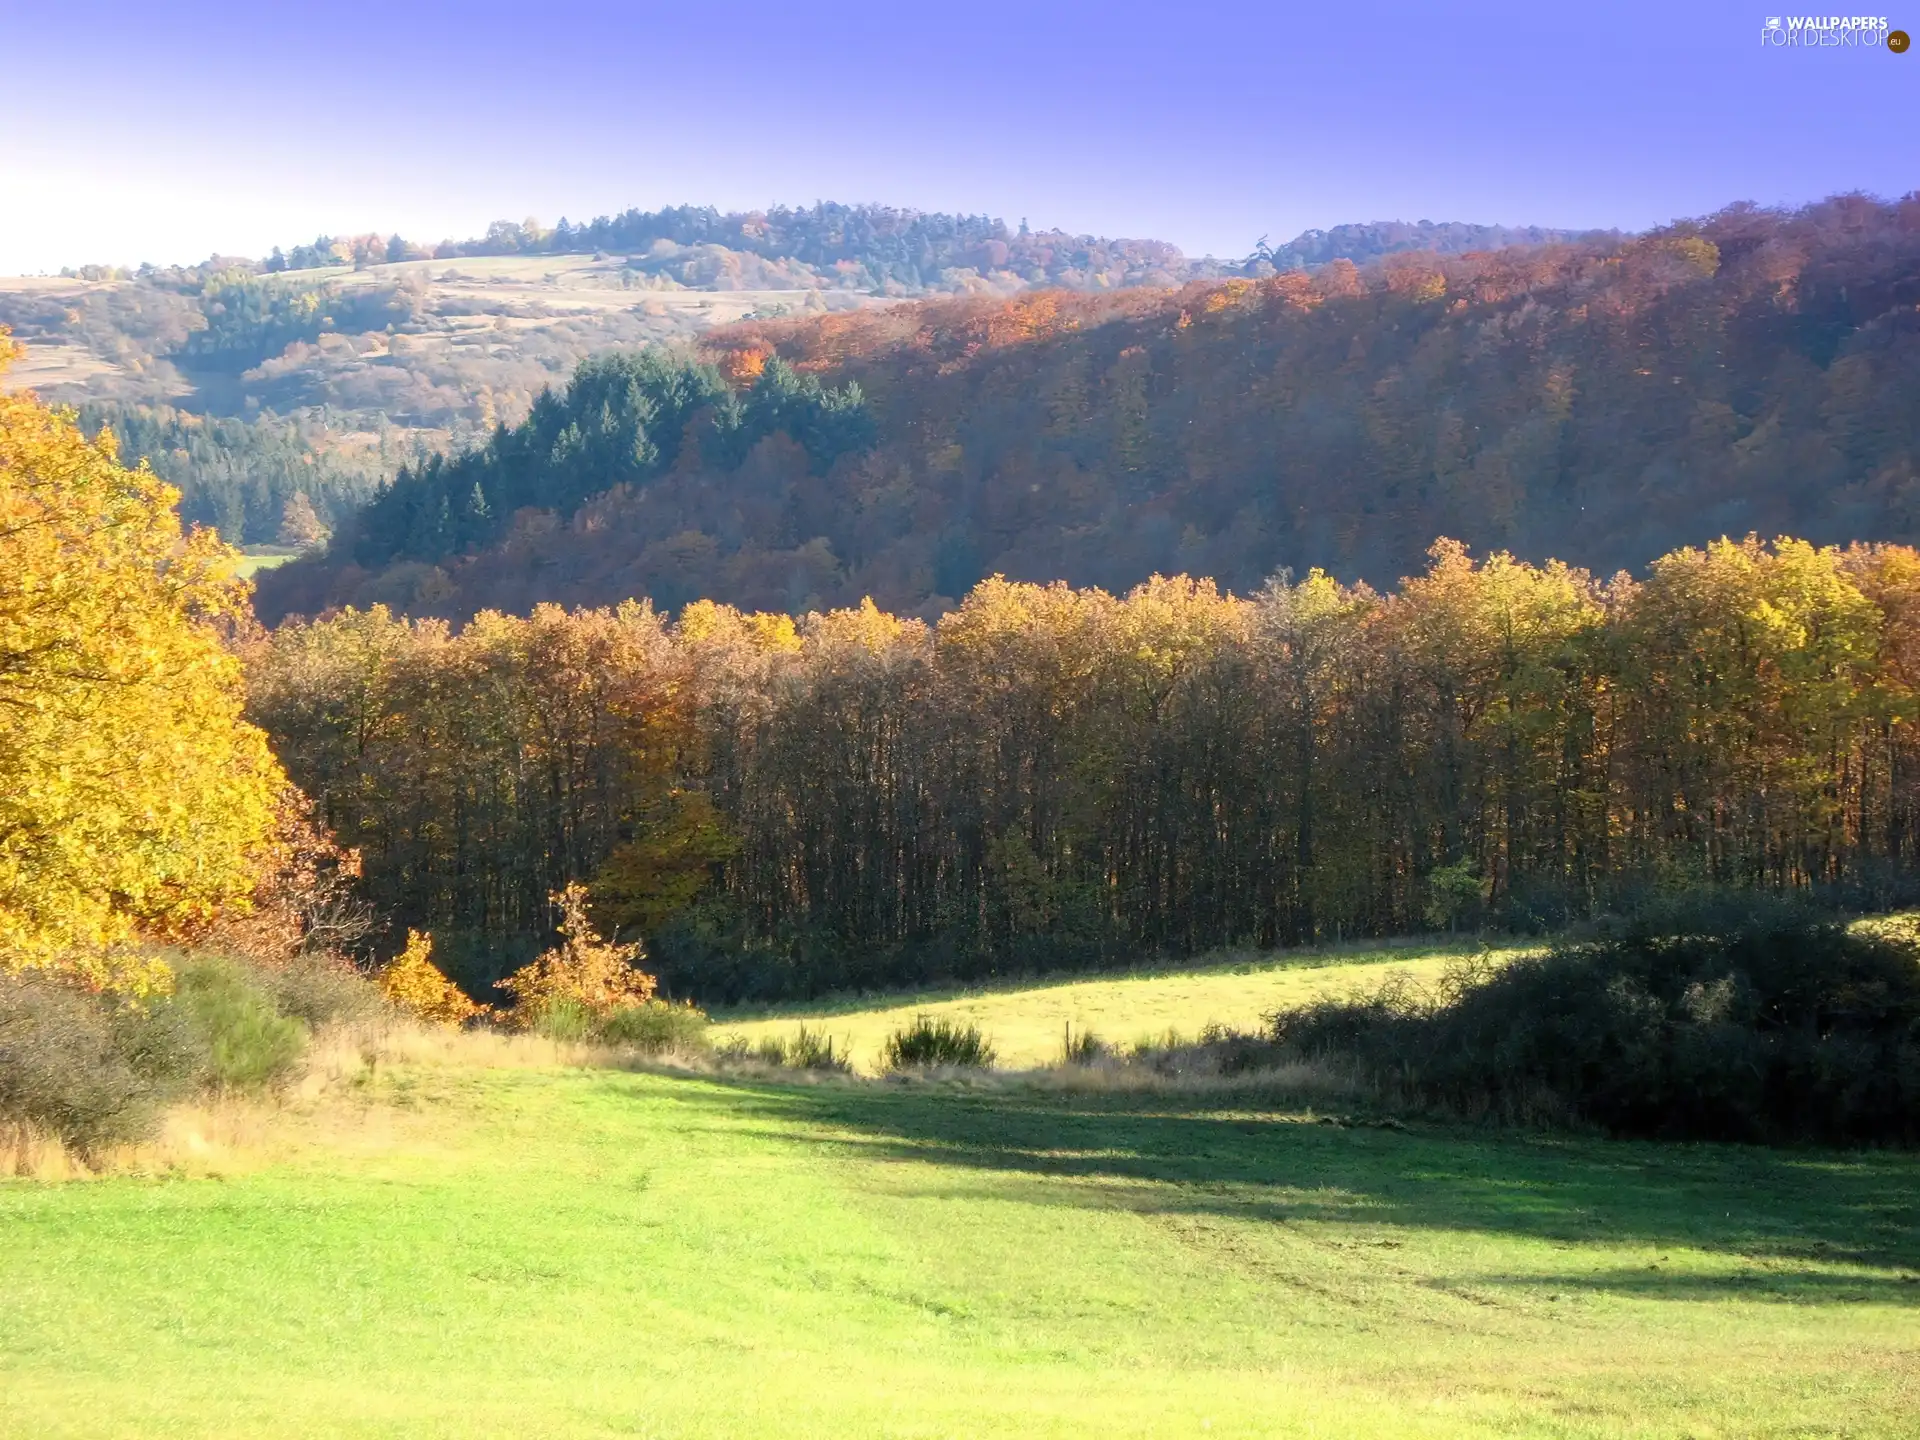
[61,202,1617,296]
[1244,219,1616,272]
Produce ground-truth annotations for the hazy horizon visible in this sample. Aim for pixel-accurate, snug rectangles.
[3,0,1913,274]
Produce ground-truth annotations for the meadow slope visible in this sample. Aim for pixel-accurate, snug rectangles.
[3,942,1916,1438]
[3,1064,1915,1438]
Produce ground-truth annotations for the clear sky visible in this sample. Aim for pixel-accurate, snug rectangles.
[1,0,1913,273]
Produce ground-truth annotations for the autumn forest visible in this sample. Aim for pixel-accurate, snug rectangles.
[8,193,1920,1007]
[9,10,1920,1428]
[250,536,1920,1002]
[261,195,1920,626]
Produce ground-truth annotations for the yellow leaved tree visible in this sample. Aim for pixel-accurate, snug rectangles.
[377,929,481,1027]
[499,883,657,1025]
[0,334,286,992]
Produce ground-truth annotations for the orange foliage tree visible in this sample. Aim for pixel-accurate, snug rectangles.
[378,930,481,1027]
[498,883,658,1024]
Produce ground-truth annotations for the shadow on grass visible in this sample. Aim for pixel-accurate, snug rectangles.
[1476,1268,1920,1303]
[665,1074,1920,1298]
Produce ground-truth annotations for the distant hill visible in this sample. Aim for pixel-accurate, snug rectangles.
[1,202,1602,548]
[1,203,1211,546]
[0,202,1214,433]
[256,195,1920,624]
[1248,219,1615,271]
[0,255,891,543]
[257,202,1207,292]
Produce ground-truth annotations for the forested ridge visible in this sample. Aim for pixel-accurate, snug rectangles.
[333,350,874,583]
[259,203,1202,293]
[259,195,1920,625]
[251,536,1920,1001]
[6,200,1603,567]
[239,205,1601,290]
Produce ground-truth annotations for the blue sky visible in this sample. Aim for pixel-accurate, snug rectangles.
[1,0,1913,272]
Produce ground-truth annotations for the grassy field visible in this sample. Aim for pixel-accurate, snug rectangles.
[235,548,299,579]
[0,258,894,420]
[3,1054,1915,1437]
[713,938,1502,1072]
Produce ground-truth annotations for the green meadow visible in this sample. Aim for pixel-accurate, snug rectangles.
[233,548,299,579]
[3,944,1916,1438]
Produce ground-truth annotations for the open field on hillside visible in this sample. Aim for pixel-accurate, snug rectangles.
[0,338,121,392]
[3,1035,1915,1439]
[713,938,1509,1072]
[234,548,299,578]
[0,257,892,418]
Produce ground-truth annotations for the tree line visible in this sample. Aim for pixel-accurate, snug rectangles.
[254,207,1602,292]
[259,202,1201,293]
[1246,219,1608,273]
[247,535,1920,1002]
[74,203,1605,297]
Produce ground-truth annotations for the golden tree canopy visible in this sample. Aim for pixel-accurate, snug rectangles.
[0,336,287,990]
[378,930,480,1027]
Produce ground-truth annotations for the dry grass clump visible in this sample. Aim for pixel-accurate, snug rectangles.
[3,1011,691,1181]
[1015,1021,1366,1107]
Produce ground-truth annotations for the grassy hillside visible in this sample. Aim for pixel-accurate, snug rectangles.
[713,939,1498,1072]
[4,1045,1914,1437]
[0,254,884,431]
[233,548,298,578]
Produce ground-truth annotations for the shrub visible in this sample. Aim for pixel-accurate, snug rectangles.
[106,992,209,1100]
[173,957,307,1092]
[1060,1023,1108,1066]
[267,952,390,1029]
[377,930,479,1027]
[596,999,710,1055]
[1130,1026,1190,1059]
[882,1016,996,1072]
[716,1025,851,1072]
[527,996,595,1042]
[499,884,657,1027]
[1196,1021,1286,1076]
[0,973,158,1158]
[783,1025,850,1071]
[744,1036,787,1066]
[1267,902,1920,1144]
[714,1035,777,1067]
